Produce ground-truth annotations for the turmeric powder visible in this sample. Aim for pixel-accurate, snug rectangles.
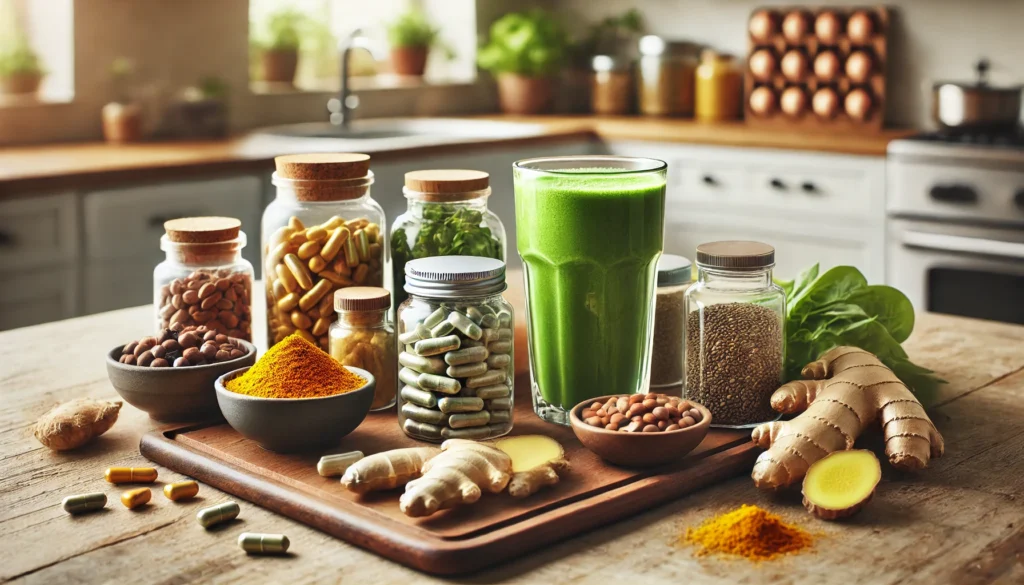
[683,504,813,561]
[226,333,366,399]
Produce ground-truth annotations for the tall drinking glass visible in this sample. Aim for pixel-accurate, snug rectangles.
[514,156,667,425]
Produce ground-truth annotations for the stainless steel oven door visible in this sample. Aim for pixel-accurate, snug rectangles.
[887,218,1024,324]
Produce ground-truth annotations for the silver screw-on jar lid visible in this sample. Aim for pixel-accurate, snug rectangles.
[404,256,507,299]
[657,254,692,286]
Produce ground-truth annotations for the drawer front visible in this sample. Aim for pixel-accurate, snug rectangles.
[83,259,153,316]
[0,193,79,271]
[747,165,877,219]
[676,161,749,205]
[0,267,78,330]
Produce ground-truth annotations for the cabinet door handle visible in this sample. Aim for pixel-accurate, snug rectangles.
[1014,189,1024,210]
[0,230,13,247]
[801,181,818,194]
[769,178,786,190]
[701,175,717,186]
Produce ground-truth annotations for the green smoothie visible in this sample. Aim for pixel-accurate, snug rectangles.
[514,165,666,421]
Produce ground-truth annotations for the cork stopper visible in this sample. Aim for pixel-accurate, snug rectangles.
[404,169,490,202]
[696,241,775,270]
[334,286,391,312]
[274,153,373,202]
[163,217,241,243]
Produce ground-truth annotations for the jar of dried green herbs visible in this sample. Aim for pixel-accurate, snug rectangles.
[649,254,691,391]
[390,170,506,307]
[683,241,785,428]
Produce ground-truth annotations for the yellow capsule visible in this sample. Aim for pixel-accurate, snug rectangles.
[287,216,305,231]
[297,240,321,260]
[343,237,359,267]
[321,215,345,230]
[320,227,349,262]
[163,480,199,501]
[275,263,299,293]
[121,487,152,509]
[238,532,290,555]
[308,255,328,273]
[105,467,158,484]
[284,254,314,290]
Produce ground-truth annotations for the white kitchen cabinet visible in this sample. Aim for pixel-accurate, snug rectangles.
[0,192,79,271]
[0,267,78,330]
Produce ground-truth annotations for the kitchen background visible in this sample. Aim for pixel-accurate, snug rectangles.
[0,0,1021,330]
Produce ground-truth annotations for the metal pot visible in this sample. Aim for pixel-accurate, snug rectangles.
[932,59,1022,130]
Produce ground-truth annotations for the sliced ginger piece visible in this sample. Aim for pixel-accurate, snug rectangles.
[494,434,569,498]
[802,449,881,520]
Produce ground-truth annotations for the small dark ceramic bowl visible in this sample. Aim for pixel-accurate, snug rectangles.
[214,365,375,453]
[569,394,712,467]
[106,340,256,422]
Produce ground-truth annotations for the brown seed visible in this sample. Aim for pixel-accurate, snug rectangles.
[215,350,231,361]
[642,399,656,410]
[585,416,603,426]
[682,416,696,427]
[657,419,668,430]
[642,413,656,424]
[123,341,138,355]
[665,424,680,431]
[642,424,660,433]
[628,403,644,417]
[136,351,155,367]
[200,343,218,359]
[179,331,199,348]
[581,409,595,420]
[610,413,625,425]
[606,423,619,431]
[182,290,200,305]
[173,357,189,367]
[198,282,217,299]
[628,394,644,405]
[652,406,669,420]
[203,330,218,341]
[151,358,170,368]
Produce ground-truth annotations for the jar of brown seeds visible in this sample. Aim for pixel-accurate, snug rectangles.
[683,241,785,428]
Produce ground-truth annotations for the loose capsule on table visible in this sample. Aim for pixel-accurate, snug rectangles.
[62,493,107,514]
[238,532,290,555]
[197,501,240,528]
[164,481,200,501]
[105,467,158,484]
[121,487,152,510]
[316,451,364,477]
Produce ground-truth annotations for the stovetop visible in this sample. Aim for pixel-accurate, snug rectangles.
[889,127,1024,166]
[909,128,1024,147]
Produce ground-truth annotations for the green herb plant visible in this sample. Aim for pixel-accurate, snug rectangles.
[388,9,437,48]
[252,8,306,52]
[778,264,944,403]
[476,10,568,77]
[570,8,644,62]
[0,42,44,77]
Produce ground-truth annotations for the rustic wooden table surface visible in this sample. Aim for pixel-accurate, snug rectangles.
[2,307,1023,585]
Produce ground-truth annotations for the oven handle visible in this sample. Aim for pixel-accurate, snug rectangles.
[902,230,1024,260]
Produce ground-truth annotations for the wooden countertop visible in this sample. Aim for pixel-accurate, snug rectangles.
[0,116,912,197]
[2,304,1023,584]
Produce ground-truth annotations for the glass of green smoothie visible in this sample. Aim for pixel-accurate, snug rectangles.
[513,156,667,425]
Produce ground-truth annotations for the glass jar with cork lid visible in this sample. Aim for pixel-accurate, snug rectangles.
[390,169,505,307]
[154,217,254,340]
[262,153,389,351]
[329,286,398,411]
[683,241,785,428]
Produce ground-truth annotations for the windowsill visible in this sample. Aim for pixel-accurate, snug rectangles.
[249,73,477,96]
[0,91,74,109]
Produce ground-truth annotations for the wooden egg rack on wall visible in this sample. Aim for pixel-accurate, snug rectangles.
[744,5,889,134]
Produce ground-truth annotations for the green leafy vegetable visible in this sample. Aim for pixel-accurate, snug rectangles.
[0,42,45,77]
[387,9,439,49]
[781,263,944,402]
[476,10,567,76]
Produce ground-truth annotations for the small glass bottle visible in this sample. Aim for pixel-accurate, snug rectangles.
[329,287,397,411]
[695,49,742,122]
[649,254,692,392]
[397,256,514,443]
[591,55,633,115]
[683,241,785,428]
[154,217,254,340]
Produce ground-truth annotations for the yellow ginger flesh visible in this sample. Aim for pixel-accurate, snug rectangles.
[495,434,569,497]
[802,449,881,519]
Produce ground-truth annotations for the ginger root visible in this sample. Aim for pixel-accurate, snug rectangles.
[34,398,122,451]
[340,447,440,494]
[751,346,944,490]
[494,435,569,497]
[802,449,881,520]
[399,439,512,517]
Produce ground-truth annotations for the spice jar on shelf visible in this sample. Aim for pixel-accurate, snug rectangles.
[262,153,389,350]
[154,217,254,340]
[396,256,514,443]
[649,254,692,392]
[683,241,785,428]
[591,55,633,115]
[390,170,505,308]
[637,35,699,117]
[329,287,397,411]
[695,49,742,122]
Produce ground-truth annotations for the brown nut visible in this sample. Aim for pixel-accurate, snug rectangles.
[136,351,155,367]
[151,358,170,368]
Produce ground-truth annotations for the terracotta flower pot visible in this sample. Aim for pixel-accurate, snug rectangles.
[261,49,298,84]
[391,46,429,77]
[0,72,43,95]
[496,73,554,115]
[102,102,144,143]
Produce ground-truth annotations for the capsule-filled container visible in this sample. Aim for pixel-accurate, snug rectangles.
[329,287,397,411]
[396,256,514,442]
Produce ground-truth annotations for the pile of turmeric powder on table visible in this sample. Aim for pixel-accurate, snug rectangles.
[684,504,813,561]
[226,333,365,399]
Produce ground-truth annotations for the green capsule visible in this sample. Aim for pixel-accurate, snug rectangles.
[401,402,446,424]
[487,397,512,410]
[238,532,290,555]
[488,341,512,354]
[465,306,484,324]
[498,311,512,327]
[317,451,364,477]
[197,501,240,528]
[418,372,461,394]
[429,319,455,337]
[461,338,486,348]
[480,314,498,328]
[62,492,107,514]
[448,311,482,340]
[490,409,512,424]
[448,410,491,429]
[404,418,443,439]
[400,385,437,408]
[423,307,448,328]
[438,396,485,414]
[447,361,488,378]
[399,352,446,375]
[399,367,422,388]
[441,426,493,440]
[414,334,461,357]
[477,304,497,316]
[444,345,489,366]
[398,329,422,345]
[475,383,511,400]
[481,328,498,344]
[467,369,507,388]
[486,354,511,369]
[497,328,513,341]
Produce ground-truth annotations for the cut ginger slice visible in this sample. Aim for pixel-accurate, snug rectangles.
[494,435,569,497]
[802,449,881,520]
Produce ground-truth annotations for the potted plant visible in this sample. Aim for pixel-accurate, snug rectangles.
[0,42,45,96]
[254,9,305,84]
[477,10,567,115]
[387,9,442,77]
[102,58,143,143]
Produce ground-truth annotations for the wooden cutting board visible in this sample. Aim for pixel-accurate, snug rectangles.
[141,383,759,575]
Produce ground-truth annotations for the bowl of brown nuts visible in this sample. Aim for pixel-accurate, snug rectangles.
[569,393,712,467]
[106,326,256,422]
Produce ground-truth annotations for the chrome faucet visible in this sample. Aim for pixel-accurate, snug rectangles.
[330,28,383,128]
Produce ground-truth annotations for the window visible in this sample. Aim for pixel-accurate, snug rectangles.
[0,0,73,105]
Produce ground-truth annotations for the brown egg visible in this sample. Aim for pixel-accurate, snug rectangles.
[845,51,873,83]
[782,11,810,44]
[847,11,875,44]
[812,87,840,119]
[814,11,842,45]
[780,87,808,117]
[814,51,841,81]
[845,88,873,121]
[749,10,778,44]
[749,86,777,117]
[781,50,808,83]
[749,49,777,82]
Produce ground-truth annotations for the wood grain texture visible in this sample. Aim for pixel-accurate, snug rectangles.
[1,307,1023,583]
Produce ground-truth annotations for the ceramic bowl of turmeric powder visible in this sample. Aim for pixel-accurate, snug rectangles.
[214,333,376,452]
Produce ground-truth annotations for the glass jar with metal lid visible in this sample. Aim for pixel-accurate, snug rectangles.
[649,254,692,391]
[683,241,785,427]
[591,55,633,115]
[637,35,699,116]
[390,169,506,308]
[396,256,514,442]
[262,153,389,351]
[329,287,397,412]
